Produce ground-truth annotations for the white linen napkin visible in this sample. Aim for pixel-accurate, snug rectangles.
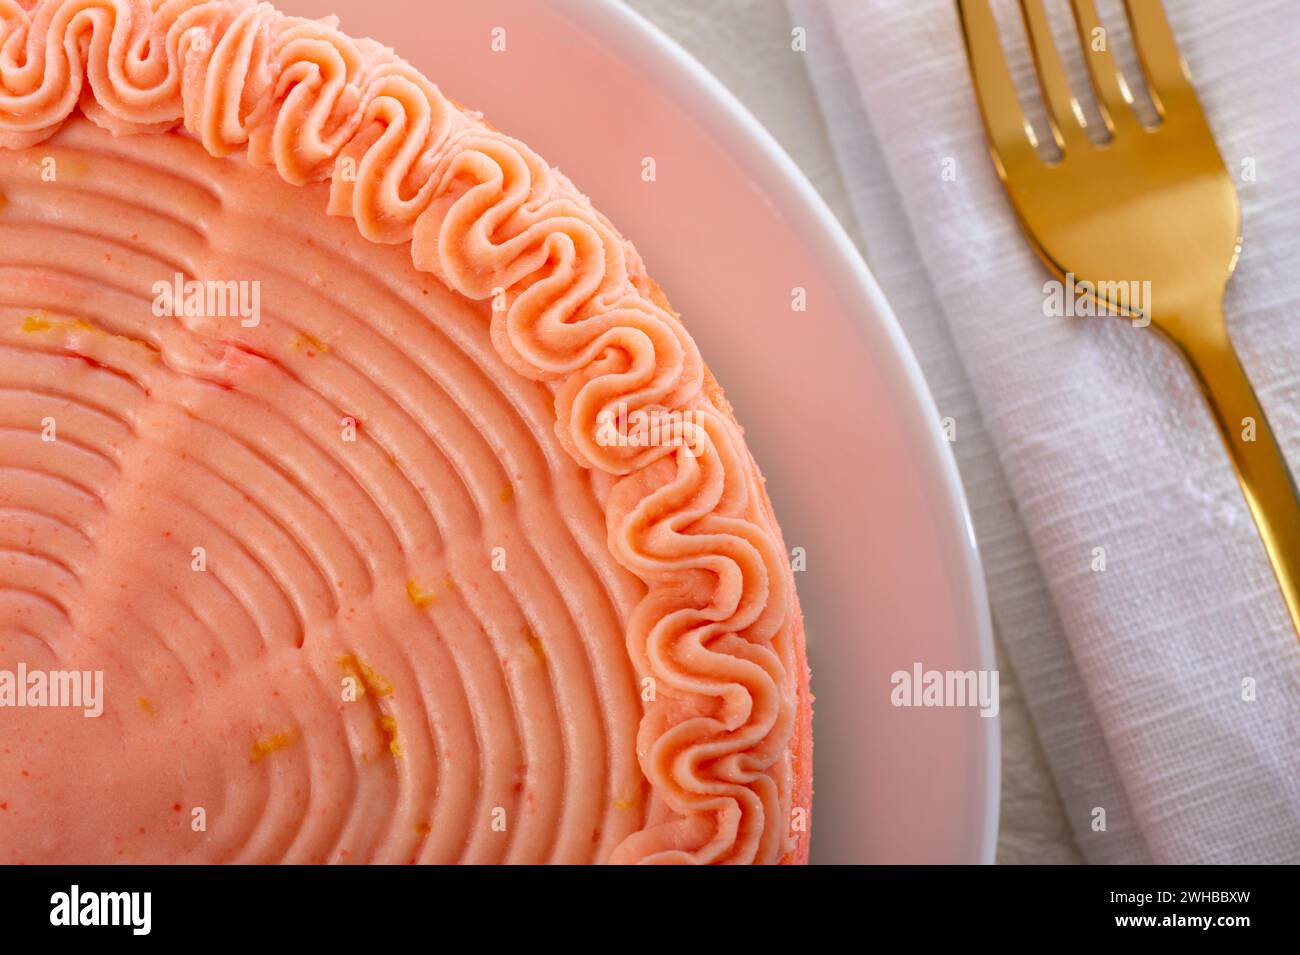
[789,0,1300,863]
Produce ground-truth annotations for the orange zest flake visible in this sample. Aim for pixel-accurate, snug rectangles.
[415,820,432,836]
[376,715,402,759]
[525,628,546,664]
[250,730,295,762]
[499,484,514,504]
[291,331,330,354]
[612,793,636,811]
[21,314,119,340]
[337,654,394,697]
[406,578,436,609]
[137,697,155,716]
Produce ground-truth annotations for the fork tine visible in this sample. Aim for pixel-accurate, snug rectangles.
[1122,0,1193,116]
[1067,0,1135,132]
[1018,0,1088,149]
[956,0,1040,172]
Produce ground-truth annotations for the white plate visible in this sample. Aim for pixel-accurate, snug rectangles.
[278,0,999,864]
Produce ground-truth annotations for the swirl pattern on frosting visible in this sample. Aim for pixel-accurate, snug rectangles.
[0,0,806,863]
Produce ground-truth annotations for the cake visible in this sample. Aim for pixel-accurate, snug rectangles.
[0,0,811,864]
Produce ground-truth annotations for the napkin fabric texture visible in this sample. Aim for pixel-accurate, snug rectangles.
[789,0,1300,864]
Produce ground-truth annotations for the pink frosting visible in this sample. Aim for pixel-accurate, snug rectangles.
[0,0,807,863]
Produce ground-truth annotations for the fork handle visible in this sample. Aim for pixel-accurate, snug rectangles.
[1176,318,1300,640]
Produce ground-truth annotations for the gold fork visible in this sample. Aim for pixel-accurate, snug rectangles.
[957,0,1300,639]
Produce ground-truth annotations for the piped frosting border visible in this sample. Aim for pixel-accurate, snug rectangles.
[0,0,804,864]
